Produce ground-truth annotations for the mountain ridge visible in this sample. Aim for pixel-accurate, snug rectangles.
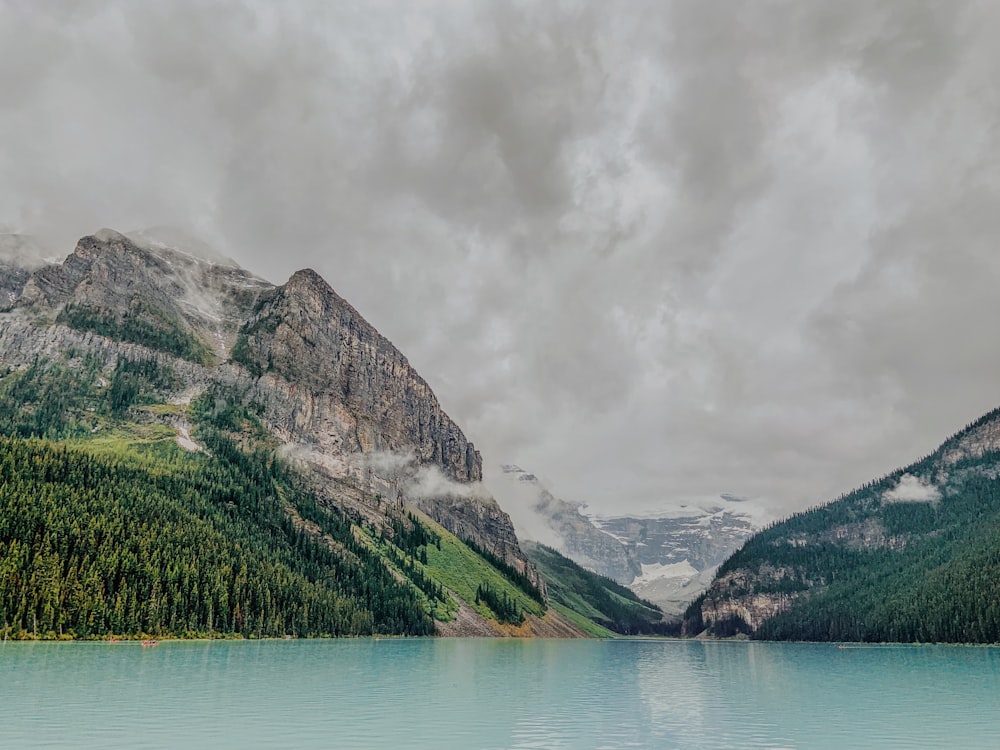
[686,404,1000,642]
[0,228,565,637]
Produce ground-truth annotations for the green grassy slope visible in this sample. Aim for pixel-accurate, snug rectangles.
[523,541,669,635]
[407,511,546,625]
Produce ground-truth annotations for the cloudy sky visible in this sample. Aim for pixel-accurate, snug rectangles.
[3,1,1000,518]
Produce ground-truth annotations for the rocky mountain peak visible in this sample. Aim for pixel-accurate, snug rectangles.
[276,268,388,351]
[13,230,272,362]
[0,234,53,311]
[7,228,484,489]
[0,228,545,590]
[86,226,130,247]
[234,265,481,485]
[285,267,328,292]
[71,229,161,268]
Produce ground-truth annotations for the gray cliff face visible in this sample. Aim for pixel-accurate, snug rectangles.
[0,264,31,312]
[0,235,50,312]
[0,231,526,575]
[234,268,482,483]
[540,493,642,583]
[699,574,794,633]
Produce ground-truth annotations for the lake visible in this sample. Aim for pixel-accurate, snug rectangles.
[2,638,999,749]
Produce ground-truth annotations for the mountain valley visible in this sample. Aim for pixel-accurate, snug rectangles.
[493,465,757,617]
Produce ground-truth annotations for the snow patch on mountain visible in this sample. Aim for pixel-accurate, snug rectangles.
[632,560,699,586]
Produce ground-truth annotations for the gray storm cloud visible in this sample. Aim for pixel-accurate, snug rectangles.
[2,1,999,518]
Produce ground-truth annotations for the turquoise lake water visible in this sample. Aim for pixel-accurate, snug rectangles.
[3,638,999,749]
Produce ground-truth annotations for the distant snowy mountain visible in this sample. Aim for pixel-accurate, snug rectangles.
[488,465,760,617]
[488,465,641,583]
[592,505,758,616]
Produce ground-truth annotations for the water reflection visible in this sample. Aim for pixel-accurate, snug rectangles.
[635,640,1000,749]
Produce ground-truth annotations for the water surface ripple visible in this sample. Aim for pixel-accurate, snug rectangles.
[2,639,999,749]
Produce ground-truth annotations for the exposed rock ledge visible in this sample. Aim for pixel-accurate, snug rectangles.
[434,597,585,638]
[700,592,794,633]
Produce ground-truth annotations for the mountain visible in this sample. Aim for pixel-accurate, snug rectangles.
[1,234,56,312]
[593,504,758,616]
[493,465,641,582]
[686,407,1000,642]
[491,465,757,617]
[0,229,577,638]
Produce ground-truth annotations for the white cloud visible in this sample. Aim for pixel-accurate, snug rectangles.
[883,474,941,504]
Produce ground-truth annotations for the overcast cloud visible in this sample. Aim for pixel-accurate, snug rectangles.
[3,0,999,518]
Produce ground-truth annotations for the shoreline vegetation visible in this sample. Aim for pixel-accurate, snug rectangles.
[5,632,1000,646]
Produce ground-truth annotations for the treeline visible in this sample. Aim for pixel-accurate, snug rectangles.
[0,355,175,439]
[379,516,449,608]
[0,434,435,639]
[0,358,100,439]
[387,512,442,560]
[107,357,177,418]
[464,538,545,605]
[57,302,212,365]
[475,583,523,625]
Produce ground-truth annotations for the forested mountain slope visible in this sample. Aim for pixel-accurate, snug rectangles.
[685,407,1000,642]
[0,230,587,639]
[0,319,578,639]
